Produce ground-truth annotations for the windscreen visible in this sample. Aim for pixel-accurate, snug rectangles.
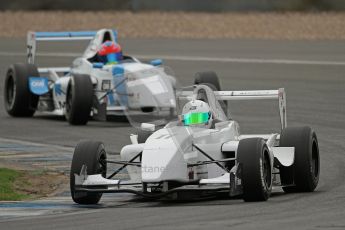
[116,65,178,128]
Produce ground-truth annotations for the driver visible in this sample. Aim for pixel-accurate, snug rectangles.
[98,41,123,65]
[181,100,213,129]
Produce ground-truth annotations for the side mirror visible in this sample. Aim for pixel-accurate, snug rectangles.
[141,123,155,132]
[130,134,138,144]
[150,59,163,66]
[93,62,104,69]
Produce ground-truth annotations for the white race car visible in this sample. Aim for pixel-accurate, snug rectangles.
[4,29,176,125]
[70,84,320,203]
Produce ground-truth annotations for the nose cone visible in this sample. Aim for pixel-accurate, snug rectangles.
[141,127,190,182]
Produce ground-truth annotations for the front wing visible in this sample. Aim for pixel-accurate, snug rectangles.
[74,164,243,199]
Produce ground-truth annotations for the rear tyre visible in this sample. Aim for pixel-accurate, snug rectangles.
[70,141,107,204]
[194,71,227,114]
[141,107,154,113]
[4,63,39,117]
[279,126,320,193]
[237,138,272,201]
[194,71,221,91]
[65,74,93,125]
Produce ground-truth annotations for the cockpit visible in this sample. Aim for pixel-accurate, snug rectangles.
[83,29,134,65]
[177,85,228,124]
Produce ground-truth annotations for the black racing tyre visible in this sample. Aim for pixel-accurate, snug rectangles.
[65,74,93,125]
[279,126,320,193]
[137,129,153,143]
[4,63,39,117]
[237,138,272,201]
[194,71,228,115]
[194,71,221,91]
[70,141,107,204]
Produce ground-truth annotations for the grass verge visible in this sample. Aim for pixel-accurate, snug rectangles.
[0,168,67,201]
[0,168,30,201]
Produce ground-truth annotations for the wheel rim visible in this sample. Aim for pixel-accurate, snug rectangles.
[263,151,272,189]
[6,74,16,109]
[311,138,319,178]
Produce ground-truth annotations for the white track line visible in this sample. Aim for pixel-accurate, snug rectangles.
[0,137,74,152]
[1,51,345,66]
[137,54,345,66]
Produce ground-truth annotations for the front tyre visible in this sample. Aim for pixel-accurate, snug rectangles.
[237,138,272,202]
[4,63,39,117]
[279,126,320,192]
[65,74,93,125]
[70,141,107,204]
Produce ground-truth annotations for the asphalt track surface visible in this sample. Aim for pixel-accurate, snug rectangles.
[0,38,344,229]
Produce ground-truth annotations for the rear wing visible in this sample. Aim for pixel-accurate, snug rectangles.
[180,87,287,130]
[214,88,287,129]
[26,30,117,73]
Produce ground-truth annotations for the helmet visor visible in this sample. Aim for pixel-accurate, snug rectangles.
[183,112,209,126]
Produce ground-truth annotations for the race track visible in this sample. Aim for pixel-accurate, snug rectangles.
[0,38,344,229]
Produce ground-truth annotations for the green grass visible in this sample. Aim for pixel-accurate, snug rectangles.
[0,168,30,201]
